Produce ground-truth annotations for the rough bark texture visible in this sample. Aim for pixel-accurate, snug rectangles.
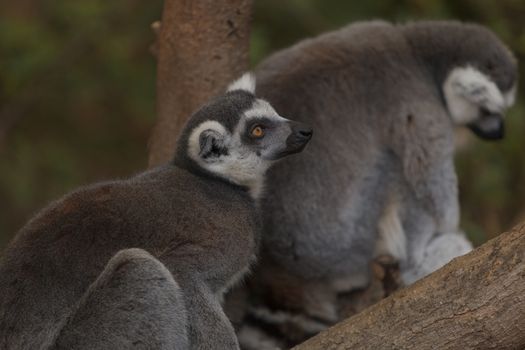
[149,0,253,167]
[294,223,525,350]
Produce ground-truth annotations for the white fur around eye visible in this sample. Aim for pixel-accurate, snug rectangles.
[443,66,505,125]
[244,99,287,123]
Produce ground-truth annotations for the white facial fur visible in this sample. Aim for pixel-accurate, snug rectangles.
[443,66,514,125]
[244,99,286,121]
[187,99,289,199]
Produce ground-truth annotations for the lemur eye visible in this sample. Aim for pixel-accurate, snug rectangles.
[250,125,265,138]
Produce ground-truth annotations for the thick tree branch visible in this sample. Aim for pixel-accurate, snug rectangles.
[149,0,253,167]
[294,223,525,350]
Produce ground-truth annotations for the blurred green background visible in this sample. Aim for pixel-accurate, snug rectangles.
[1,0,524,250]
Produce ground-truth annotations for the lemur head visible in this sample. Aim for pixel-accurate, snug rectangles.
[439,23,518,140]
[174,73,312,198]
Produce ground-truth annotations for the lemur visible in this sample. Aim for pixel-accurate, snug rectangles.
[233,21,517,348]
[0,73,312,350]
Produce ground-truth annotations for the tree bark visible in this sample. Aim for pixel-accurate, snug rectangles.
[149,0,253,167]
[294,223,525,350]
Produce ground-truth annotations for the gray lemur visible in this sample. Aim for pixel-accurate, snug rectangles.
[0,73,312,350]
[237,21,517,346]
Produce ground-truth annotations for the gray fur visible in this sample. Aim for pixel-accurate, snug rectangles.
[0,78,311,349]
[53,248,188,349]
[241,20,517,340]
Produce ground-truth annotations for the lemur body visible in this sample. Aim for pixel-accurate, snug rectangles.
[0,74,312,350]
[236,21,517,347]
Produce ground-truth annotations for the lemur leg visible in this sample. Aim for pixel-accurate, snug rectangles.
[390,107,460,233]
[175,275,240,350]
[404,158,472,278]
[387,111,473,283]
[400,199,472,284]
[52,248,188,350]
[378,189,472,285]
[410,230,472,283]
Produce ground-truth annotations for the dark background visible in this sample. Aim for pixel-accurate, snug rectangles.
[1,0,524,250]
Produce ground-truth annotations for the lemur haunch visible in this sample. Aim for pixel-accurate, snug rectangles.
[0,73,312,350]
[237,21,517,347]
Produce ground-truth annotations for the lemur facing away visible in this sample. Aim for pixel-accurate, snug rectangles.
[0,74,312,350]
[233,21,517,348]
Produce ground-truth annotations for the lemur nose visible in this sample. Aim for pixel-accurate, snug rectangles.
[293,124,313,140]
[298,128,313,139]
[282,121,313,156]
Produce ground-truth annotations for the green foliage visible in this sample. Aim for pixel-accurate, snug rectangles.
[0,0,161,248]
[1,0,524,249]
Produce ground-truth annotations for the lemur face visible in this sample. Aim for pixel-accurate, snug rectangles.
[443,66,516,140]
[186,73,312,197]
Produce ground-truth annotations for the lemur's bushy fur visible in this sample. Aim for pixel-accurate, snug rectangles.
[0,74,311,350]
[231,21,517,348]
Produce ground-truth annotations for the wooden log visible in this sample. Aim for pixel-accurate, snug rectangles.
[294,223,525,350]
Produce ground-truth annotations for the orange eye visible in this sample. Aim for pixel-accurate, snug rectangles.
[251,125,265,138]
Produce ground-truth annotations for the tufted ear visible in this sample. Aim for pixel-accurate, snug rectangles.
[227,72,256,94]
[198,129,228,160]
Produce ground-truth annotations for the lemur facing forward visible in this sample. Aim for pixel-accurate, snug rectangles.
[234,21,517,348]
[0,74,312,350]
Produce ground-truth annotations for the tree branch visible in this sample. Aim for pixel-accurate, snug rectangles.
[294,223,525,350]
[148,0,253,167]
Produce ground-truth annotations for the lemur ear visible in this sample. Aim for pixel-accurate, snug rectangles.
[227,72,256,94]
[199,129,228,160]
